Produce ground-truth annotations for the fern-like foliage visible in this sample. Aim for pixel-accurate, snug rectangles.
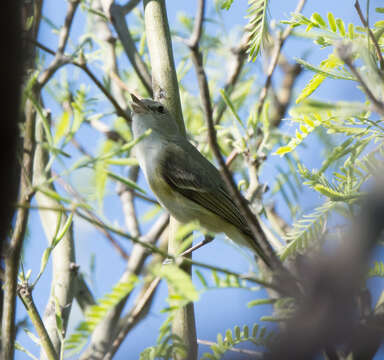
[367,262,384,278]
[246,0,269,62]
[194,269,258,290]
[296,53,345,104]
[280,201,337,261]
[274,113,323,155]
[65,275,138,354]
[201,323,276,360]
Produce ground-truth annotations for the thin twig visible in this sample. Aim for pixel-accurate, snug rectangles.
[214,33,249,124]
[88,117,125,142]
[37,0,80,87]
[76,62,130,121]
[58,0,79,54]
[185,0,205,48]
[354,0,384,70]
[109,3,153,96]
[53,172,129,260]
[121,0,141,14]
[18,284,58,360]
[256,0,306,118]
[30,39,131,122]
[338,45,384,117]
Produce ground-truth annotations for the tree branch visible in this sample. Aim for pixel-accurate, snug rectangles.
[18,284,58,360]
[121,0,141,14]
[354,0,384,70]
[2,100,36,360]
[143,0,185,135]
[143,1,196,359]
[1,2,43,357]
[337,43,384,117]
[37,0,80,88]
[256,0,306,118]
[108,3,153,96]
[33,111,76,357]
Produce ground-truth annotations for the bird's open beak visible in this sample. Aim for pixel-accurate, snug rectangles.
[130,94,148,113]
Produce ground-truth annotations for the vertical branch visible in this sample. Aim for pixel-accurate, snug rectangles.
[2,100,36,360]
[143,0,186,136]
[1,1,44,358]
[33,113,76,357]
[143,0,196,359]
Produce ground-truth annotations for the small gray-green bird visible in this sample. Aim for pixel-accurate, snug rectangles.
[130,94,269,266]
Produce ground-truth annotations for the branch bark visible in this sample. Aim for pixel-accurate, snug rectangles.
[1,2,43,357]
[143,1,196,359]
[33,114,76,358]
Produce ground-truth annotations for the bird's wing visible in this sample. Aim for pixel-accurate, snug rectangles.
[159,141,251,237]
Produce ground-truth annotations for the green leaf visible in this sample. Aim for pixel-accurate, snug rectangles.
[296,53,343,103]
[54,111,70,144]
[219,0,234,10]
[107,171,146,194]
[327,12,337,32]
[195,269,208,288]
[295,58,355,80]
[311,13,327,28]
[15,342,39,360]
[336,18,346,37]
[219,90,244,129]
[105,158,139,166]
[368,262,384,277]
[95,140,114,208]
[247,298,276,307]
[152,264,199,302]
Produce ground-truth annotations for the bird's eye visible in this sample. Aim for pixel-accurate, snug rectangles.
[157,105,165,113]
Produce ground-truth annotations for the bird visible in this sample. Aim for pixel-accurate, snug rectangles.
[130,94,270,266]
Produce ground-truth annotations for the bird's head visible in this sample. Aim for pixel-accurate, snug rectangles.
[130,94,180,137]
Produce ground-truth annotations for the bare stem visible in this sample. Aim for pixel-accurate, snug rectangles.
[339,47,384,117]
[354,0,384,70]
[18,284,58,360]
[2,99,36,360]
[109,3,153,96]
[256,0,306,118]
[143,0,196,358]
